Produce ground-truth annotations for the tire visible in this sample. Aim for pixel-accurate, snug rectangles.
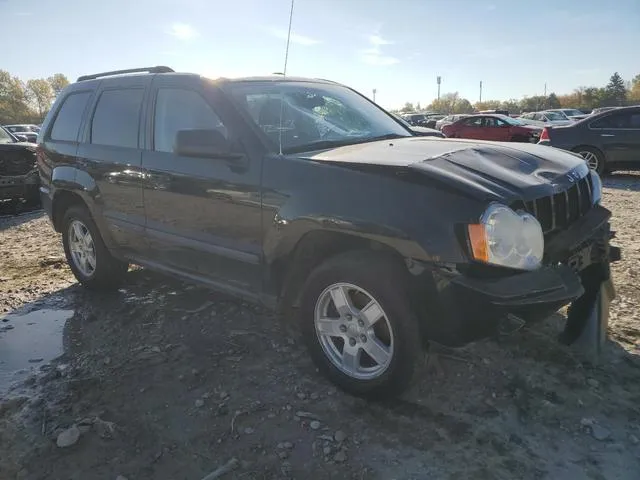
[61,205,128,290]
[298,251,423,399]
[574,146,606,175]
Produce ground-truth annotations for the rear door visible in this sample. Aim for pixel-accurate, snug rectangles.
[140,76,263,297]
[76,76,149,256]
[589,109,640,165]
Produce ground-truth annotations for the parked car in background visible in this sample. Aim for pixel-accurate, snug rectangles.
[38,66,616,397]
[538,106,640,174]
[0,126,39,209]
[442,114,541,142]
[4,124,39,142]
[590,107,620,115]
[435,114,470,131]
[518,111,573,127]
[401,112,444,129]
[547,109,589,121]
[477,109,510,116]
[393,115,444,137]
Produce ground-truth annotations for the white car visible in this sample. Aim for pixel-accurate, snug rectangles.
[546,108,588,121]
[518,111,573,127]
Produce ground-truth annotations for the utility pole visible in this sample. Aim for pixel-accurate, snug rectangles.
[372,88,377,102]
[544,82,547,97]
[437,76,441,101]
[479,80,483,103]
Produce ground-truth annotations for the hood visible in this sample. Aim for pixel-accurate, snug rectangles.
[0,141,37,152]
[301,137,587,202]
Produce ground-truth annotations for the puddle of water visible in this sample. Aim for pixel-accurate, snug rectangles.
[0,309,74,394]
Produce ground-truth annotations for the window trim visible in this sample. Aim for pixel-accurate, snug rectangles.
[46,90,94,143]
[88,87,145,149]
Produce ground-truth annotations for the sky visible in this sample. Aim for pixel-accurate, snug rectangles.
[2,0,639,110]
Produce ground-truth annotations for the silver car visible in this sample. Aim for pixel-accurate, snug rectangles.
[518,111,573,127]
[435,114,470,131]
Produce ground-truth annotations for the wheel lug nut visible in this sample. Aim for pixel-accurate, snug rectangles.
[345,314,352,321]
[339,324,347,333]
[349,338,356,346]
[360,335,367,343]
[358,319,365,327]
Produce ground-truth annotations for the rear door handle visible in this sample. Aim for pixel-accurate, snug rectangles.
[601,134,615,137]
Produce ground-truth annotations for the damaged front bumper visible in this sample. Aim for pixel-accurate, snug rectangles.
[418,205,620,347]
[0,169,39,201]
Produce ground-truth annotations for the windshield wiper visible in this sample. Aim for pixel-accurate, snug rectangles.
[282,133,407,154]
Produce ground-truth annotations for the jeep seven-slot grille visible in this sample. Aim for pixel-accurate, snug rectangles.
[512,175,593,235]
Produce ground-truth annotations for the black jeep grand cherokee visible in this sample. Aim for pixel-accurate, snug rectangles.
[38,67,617,398]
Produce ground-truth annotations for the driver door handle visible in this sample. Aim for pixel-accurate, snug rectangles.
[601,134,615,137]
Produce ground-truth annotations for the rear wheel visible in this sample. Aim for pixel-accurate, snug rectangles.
[574,146,605,175]
[62,205,128,290]
[298,251,423,398]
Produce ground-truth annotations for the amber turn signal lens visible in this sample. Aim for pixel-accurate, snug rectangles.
[468,224,489,262]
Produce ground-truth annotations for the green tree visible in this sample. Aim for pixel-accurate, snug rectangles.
[500,99,521,114]
[474,100,502,111]
[0,70,32,124]
[428,92,473,114]
[47,73,70,97]
[400,102,415,113]
[547,93,561,109]
[26,78,54,120]
[629,74,640,103]
[605,72,627,106]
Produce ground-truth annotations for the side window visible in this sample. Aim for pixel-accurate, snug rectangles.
[495,118,507,126]
[91,89,144,148]
[592,112,640,129]
[50,92,92,142]
[484,117,497,127]
[464,117,483,127]
[153,88,226,153]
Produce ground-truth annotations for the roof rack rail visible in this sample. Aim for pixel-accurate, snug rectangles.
[77,66,174,82]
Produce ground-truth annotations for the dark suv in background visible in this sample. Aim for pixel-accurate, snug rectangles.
[38,66,618,398]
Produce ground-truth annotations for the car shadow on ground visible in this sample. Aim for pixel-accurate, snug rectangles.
[603,172,640,191]
[3,269,640,479]
[0,208,44,231]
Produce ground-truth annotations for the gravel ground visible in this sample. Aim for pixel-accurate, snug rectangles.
[1,177,640,480]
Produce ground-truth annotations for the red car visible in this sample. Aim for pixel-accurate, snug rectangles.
[442,114,541,142]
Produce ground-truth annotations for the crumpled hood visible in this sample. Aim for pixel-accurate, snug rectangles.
[302,137,587,202]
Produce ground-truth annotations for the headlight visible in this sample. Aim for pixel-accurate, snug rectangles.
[590,171,602,205]
[468,204,544,270]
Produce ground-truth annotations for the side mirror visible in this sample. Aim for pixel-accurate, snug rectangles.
[173,129,240,160]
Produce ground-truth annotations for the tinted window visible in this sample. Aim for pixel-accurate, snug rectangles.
[464,117,483,127]
[50,92,92,141]
[591,112,640,129]
[153,88,226,153]
[91,89,143,148]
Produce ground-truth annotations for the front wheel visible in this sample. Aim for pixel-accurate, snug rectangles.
[298,251,423,399]
[62,205,129,290]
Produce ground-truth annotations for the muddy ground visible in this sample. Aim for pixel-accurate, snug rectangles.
[1,177,639,480]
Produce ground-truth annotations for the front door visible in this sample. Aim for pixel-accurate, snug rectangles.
[140,77,263,297]
[590,109,640,165]
[482,117,511,141]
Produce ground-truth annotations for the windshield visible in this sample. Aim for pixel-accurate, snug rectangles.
[545,111,568,121]
[0,127,15,144]
[225,81,410,153]
[563,109,583,117]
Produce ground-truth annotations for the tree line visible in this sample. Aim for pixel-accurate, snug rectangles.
[399,72,640,115]
[0,70,70,124]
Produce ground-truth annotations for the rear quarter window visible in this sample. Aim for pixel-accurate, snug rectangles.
[50,92,92,142]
